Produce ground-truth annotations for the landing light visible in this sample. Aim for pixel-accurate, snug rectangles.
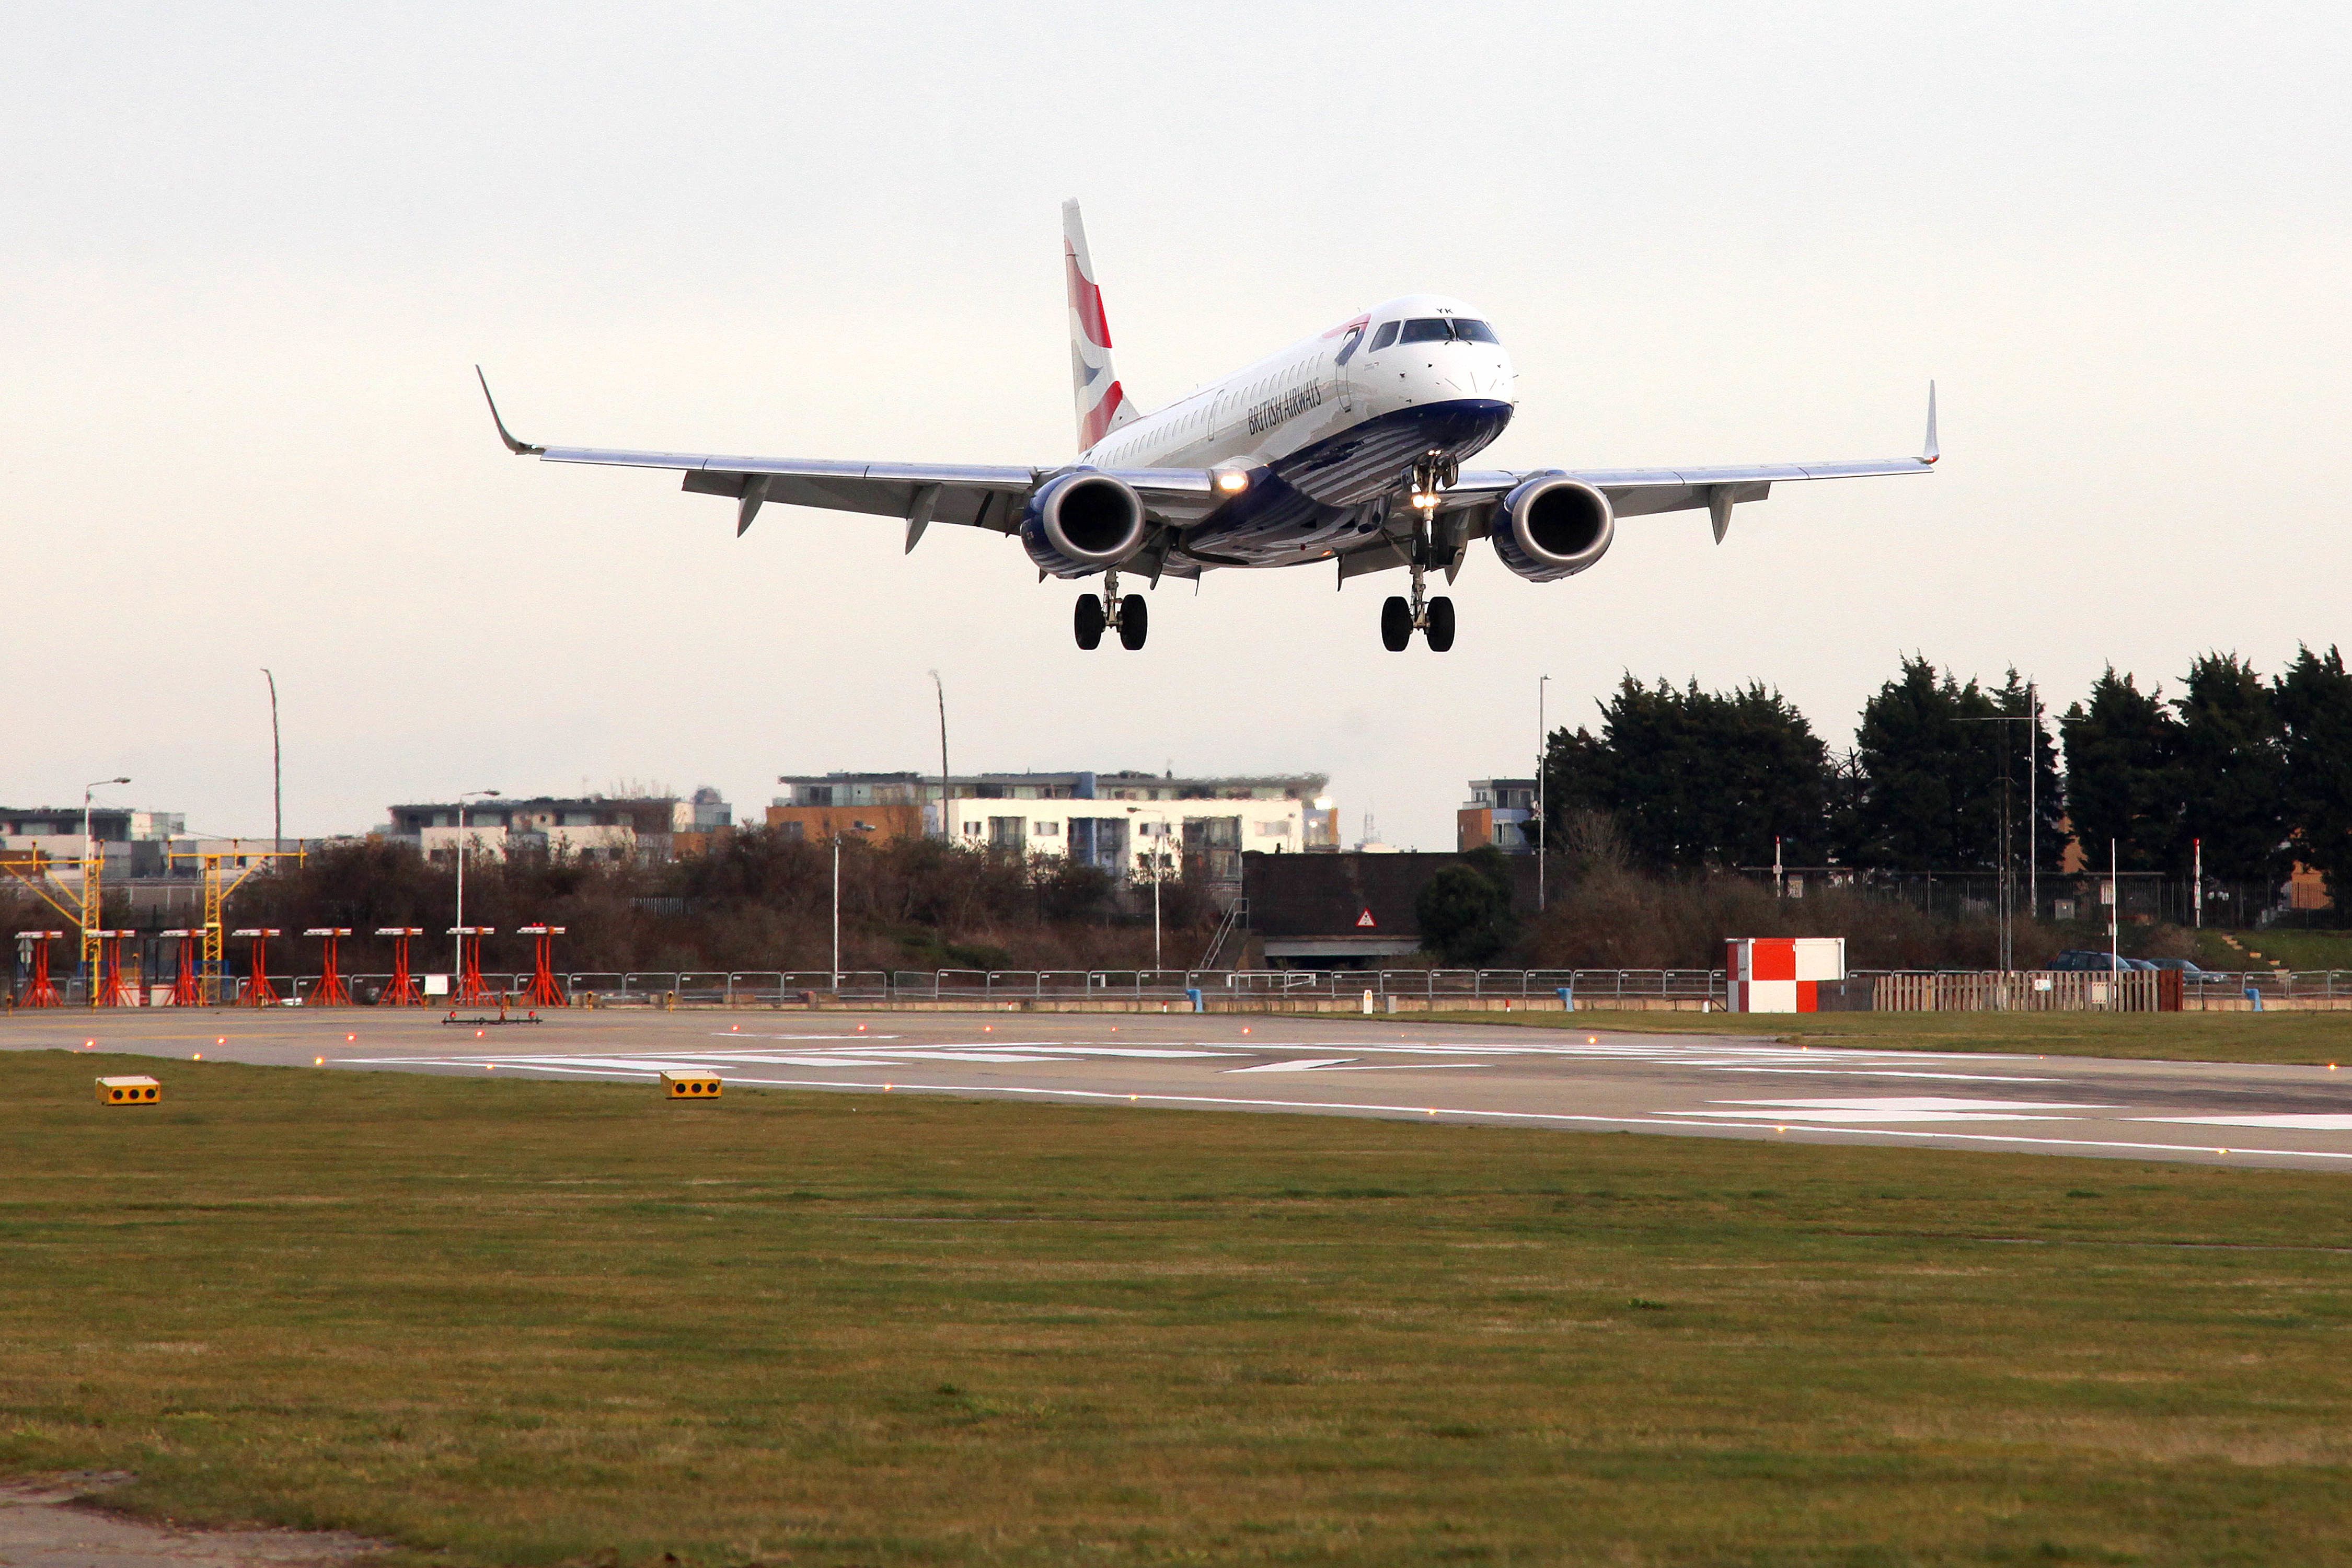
[1215,470,1249,494]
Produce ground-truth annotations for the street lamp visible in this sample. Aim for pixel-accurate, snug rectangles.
[1536,675,1551,910]
[453,790,500,975]
[82,777,129,994]
[833,822,877,990]
[1125,806,1171,973]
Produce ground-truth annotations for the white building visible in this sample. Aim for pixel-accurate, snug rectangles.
[933,794,1310,886]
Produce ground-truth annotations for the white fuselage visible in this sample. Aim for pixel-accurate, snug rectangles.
[1079,294,1517,486]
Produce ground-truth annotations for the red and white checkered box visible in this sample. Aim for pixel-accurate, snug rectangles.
[1725,938,1846,1012]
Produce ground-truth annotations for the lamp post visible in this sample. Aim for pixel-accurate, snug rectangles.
[1125,806,1170,973]
[1536,674,1550,910]
[261,668,281,855]
[453,789,500,975]
[83,776,129,998]
[929,670,951,840]
[832,822,875,990]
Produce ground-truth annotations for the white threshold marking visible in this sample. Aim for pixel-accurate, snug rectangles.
[1663,1109,2074,1124]
[2138,1114,2352,1131]
[564,1073,2352,1165]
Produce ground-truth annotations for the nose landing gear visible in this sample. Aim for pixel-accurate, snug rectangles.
[1379,452,1458,652]
[1074,569,1148,651]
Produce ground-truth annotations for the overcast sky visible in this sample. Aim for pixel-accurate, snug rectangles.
[5,3,2346,847]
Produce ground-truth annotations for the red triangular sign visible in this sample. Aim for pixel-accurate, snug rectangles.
[1355,908,1377,928]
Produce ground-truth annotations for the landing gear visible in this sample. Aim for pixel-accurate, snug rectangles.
[1375,451,1461,651]
[1378,561,1457,652]
[1424,594,1456,652]
[1380,595,1412,652]
[1075,570,1148,651]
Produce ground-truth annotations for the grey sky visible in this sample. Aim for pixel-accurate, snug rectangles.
[5,3,2346,846]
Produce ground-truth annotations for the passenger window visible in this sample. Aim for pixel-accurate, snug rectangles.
[1399,318,1451,344]
[1369,321,1399,350]
[1452,319,1500,344]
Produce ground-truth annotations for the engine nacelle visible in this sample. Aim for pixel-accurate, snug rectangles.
[1021,471,1149,578]
[1489,474,1614,582]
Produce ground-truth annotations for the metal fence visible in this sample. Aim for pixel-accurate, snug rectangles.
[15,965,2350,1009]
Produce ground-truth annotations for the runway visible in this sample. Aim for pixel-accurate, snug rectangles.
[11,1008,2352,1170]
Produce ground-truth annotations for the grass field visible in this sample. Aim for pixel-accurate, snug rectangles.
[1429,1007,2352,1065]
[2195,927,2352,974]
[8,1049,2352,1566]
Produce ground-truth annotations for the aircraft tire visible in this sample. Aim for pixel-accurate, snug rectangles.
[1424,596,1456,652]
[1380,596,1412,652]
[1117,595,1149,650]
[1075,594,1106,650]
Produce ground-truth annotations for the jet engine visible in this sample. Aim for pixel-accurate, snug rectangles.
[1488,474,1614,582]
[1021,471,1149,578]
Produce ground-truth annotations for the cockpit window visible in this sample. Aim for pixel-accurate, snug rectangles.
[1399,318,1452,344]
[1369,320,1399,350]
[1452,319,1500,344]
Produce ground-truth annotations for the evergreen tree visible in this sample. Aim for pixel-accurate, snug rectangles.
[2173,652,2287,881]
[1541,676,1829,872]
[2275,645,2352,903]
[2061,667,2183,873]
[1848,658,2046,872]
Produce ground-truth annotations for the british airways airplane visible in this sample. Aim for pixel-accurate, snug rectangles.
[478,201,1934,652]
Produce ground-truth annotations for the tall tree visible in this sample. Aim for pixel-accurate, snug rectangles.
[1848,658,2048,872]
[2173,652,2287,881]
[2275,644,2352,902]
[2062,668,2183,873]
[1543,676,1829,872]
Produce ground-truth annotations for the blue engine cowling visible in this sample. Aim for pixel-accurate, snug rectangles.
[1022,471,1149,578]
[1489,474,1615,582]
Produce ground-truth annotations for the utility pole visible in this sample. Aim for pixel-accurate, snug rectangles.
[2109,837,2120,1008]
[1536,674,1550,910]
[262,668,282,855]
[929,669,951,841]
[454,789,500,977]
[2194,837,2203,928]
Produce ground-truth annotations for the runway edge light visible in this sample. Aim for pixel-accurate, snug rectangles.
[97,1075,161,1106]
[662,1070,723,1101]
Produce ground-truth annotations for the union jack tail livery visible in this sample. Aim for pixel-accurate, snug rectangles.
[1063,199,1135,452]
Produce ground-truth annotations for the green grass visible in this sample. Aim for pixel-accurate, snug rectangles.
[2196,927,2352,973]
[8,1049,2352,1565]
[1428,1007,2352,1065]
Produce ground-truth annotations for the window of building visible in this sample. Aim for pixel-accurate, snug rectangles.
[804,786,833,806]
[988,816,1026,849]
[1034,821,1060,836]
[1370,320,1399,350]
[1253,821,1288,837]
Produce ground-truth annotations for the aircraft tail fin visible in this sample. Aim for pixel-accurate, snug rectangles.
[1064,200,1137,452]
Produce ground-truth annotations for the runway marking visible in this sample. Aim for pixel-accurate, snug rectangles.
[489,1071,2352,1166]
[1665,1109,2077,1124]
[1717,1098,2123,1113]
[2138,1115,2352,1131]
[1225,1058,1494,1074]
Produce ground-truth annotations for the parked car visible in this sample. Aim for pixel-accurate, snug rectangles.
[2147,958,2229,983]
[2047,949,2127,972]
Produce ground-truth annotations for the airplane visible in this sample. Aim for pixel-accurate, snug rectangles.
[477,201,1935,653]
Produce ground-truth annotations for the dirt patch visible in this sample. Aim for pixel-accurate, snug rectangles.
[0,1473,385,1568]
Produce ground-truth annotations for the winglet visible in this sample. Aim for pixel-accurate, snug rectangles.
[475,366,543,456]
[1921,381,1939,465]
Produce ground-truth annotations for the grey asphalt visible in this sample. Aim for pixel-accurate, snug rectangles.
[11,1008,2352,1171]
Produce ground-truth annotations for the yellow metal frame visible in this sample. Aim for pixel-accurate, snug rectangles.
[2,849,99,1000]
[166,843,305,1004]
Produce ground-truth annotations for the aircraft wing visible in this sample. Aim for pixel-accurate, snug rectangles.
[477,369,1222,550]
[1447,384,1939,540]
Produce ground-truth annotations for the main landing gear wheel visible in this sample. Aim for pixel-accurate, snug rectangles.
[1424,595,1456,652]
[1074,594,1105,650]
[1117,594,1149,650]
[1380,596,1413,652]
